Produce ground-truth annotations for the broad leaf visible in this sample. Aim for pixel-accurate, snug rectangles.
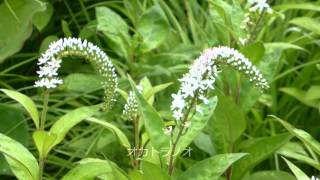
[60,73,103,93]
[86,117,131,149]
[231,133,292,179]
[96,6,130,58]
[129,77,170,151]
[244,171,296,180]
[211,95,246,152]
[32,131,56,159]
[0,0,45,62]
[50,105,100,147]
[61,158,113,180]
[177,153,246,180]
[142,161,171,180]
[1,89,39,129]
[0,133,39,180]
[32,1,53,31]
[137,5,169,53]
[0,104,29,175]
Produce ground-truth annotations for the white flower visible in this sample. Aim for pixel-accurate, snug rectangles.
[171,93,185,110]
[122,85,143,121]
[34,37,118,110]
[249,0,273,14]
[171,46,268,122]
[311,176,319,180]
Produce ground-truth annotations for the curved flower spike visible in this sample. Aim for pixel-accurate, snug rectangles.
[34,37,118,110]
[171,46,269,120]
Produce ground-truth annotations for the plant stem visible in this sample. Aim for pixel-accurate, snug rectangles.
[38,158,44,180]
[133,117,140,169]
[168,95,197,175]
[40,90,50,130]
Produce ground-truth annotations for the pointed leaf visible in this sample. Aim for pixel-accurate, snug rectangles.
[50,105,100,147]
[283,157,310,180]
[129,77,170,151]
[177,153,247,180]
[86,117,130,149]
[33,131,56,159]
[1,89,39,129]
[0,133,39,180]
[232,133,292,179]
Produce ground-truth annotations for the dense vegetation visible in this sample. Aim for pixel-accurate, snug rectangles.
[0,0,319,179]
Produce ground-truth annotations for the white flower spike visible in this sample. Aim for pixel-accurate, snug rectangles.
[35,37,118,110]
[171,46,268,121]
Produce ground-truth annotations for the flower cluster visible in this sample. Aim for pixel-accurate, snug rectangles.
[248,0,273,14]
[171,46,268,120]
[35,37,118,110]
[122,85,143,121]
[239,0,273,45]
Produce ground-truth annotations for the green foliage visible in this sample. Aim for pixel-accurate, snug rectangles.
[1,89,39,129]
[177,153,247,180]
[0,133,39,180]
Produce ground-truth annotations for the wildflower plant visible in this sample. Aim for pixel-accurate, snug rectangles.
[168,46,269,174]
[239,0,273,45]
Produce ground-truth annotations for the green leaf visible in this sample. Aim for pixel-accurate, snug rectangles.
[305,86,320,100]
[32,1,53,31]
[0,89,39,129]
[176,97,217,155]
[274,3,320,12]
[0,0,45,62]
[137,5,169,53]
[142,161,171,180]
[193,132,215,155]
[273,116,320,156]
[129,77,170,151]
[264,42,308,53]
[231,133,292,180]
[61,20,72,37]
[280,87,319,108]
[85,117,131,149]
[244,171,296,180]
[50,105,100,147]
[96,6,129,58]
[283,157,310,180]
[59,73,103,93]
[212,95,246,152]
[290,17,320,35]
[61,158,113,180]
[0,133,39,180]
[241,42,265,64]
[144,82,173,102]
[177,153,246,180]
[32,131,56,159]
[39,35,58,53]
[278,142,320,171]
[0,104,29,175]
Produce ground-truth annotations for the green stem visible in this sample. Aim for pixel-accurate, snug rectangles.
[38,158,44,180]
[168,95,198,175]
[133,117,140,169]
[40,90,50,130]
